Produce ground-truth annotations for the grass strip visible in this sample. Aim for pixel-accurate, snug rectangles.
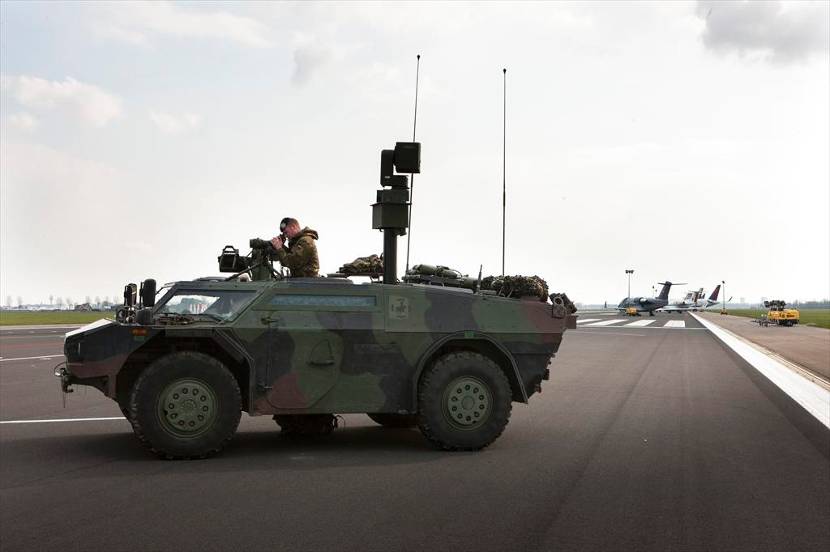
[0,311,113,326]
[726,309,830,330]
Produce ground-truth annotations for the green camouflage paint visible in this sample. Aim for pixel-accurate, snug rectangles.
[59,277,575,452]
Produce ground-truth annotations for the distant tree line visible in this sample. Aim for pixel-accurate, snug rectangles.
[794,300,830,309]
[2,294,121,310]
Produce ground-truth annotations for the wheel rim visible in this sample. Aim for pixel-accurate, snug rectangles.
[156,378,218,438]
[442,376,492,430]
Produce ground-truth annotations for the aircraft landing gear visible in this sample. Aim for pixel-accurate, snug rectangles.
[649,311,655,317]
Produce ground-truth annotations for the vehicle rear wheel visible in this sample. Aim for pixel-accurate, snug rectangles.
[129,351,241,460]
[368,413,418,428]
[417,351,512,451]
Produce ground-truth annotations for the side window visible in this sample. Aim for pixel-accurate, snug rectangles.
[268,294,377,309]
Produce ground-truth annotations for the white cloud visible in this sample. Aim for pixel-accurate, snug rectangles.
[124,240,154,254]
[8,112,39,132]
[92,1,272,48]
[0,141,133,301]
[149,110,202,134]
[696,0,830,63]
[292,40,332,86]
[1,75,123,127]
[2,3,827,304]
[93,24,151,48]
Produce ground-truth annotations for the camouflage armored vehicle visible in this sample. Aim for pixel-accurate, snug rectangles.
[56,141,576,459]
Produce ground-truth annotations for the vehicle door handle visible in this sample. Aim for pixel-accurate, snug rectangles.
[262,315,281,326]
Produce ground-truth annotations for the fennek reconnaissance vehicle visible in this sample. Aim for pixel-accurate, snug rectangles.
[56,141,577,459]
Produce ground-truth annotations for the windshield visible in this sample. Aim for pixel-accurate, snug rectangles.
[155,284,174,304]
[156,289,257,321]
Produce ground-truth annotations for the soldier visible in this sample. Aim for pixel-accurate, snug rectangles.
[270,217,320,277]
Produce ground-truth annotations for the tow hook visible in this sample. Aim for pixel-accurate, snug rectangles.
[54,363,74,394]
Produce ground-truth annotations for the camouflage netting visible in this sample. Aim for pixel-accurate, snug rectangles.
[339,254,384,275]
[481,275,549,302]
[408,264,463,279]
[404,264,478,291]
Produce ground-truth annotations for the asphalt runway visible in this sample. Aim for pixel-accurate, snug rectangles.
[1,314,828,551]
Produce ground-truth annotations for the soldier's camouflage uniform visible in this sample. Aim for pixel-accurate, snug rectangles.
[275,227,319,277]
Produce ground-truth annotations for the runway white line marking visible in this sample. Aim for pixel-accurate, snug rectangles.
[692,313,829,428]
[0,335,65,340]
[624,319,655,327]
[0,354,63,363]
[576,319,601,324]
[0,417,125,424]
[576,327,707,331]
[571,330,645,337]
[0,325,80,331]
[664,320,686,328]
[584,319,628,327]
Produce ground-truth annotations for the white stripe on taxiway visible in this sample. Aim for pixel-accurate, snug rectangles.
[0,417,125,425]
[664,320,686,328]
[584,319,627,327]
[625,319,655,327]
[576,319,601,324]
[0,354,63,363]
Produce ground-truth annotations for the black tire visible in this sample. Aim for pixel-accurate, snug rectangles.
[417,351,512,451]
[119,405,132,423]
[367,413,418,428]
[129,351,241,460]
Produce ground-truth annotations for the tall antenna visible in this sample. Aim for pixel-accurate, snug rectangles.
[404,54,421,273]
[501,67,507,277]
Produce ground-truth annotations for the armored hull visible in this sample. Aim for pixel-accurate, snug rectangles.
[59,277,575,457]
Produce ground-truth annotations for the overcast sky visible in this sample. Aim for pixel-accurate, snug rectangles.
[1,1,828,305]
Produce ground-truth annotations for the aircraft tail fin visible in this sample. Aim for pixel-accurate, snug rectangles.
[709,285,721,302]
[656,282,674,301]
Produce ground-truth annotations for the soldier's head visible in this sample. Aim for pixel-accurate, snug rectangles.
[279,217,301,239]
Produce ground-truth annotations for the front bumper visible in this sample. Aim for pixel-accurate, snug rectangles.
[54,363,74,393]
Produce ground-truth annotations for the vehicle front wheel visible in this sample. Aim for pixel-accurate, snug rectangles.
[129,351,241,460]
[417,351,512,451]
[368,413,418,428]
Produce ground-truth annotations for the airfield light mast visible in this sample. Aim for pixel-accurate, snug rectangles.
[722,280,726,312]
[625,269,634,302]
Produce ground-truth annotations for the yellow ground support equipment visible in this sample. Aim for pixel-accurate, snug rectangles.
[625,307,639,317]
[759,300,800,327]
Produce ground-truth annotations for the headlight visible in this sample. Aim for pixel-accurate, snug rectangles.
[64,337,83,362]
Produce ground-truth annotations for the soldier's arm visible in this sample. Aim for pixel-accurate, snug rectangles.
[275,237,312,271]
